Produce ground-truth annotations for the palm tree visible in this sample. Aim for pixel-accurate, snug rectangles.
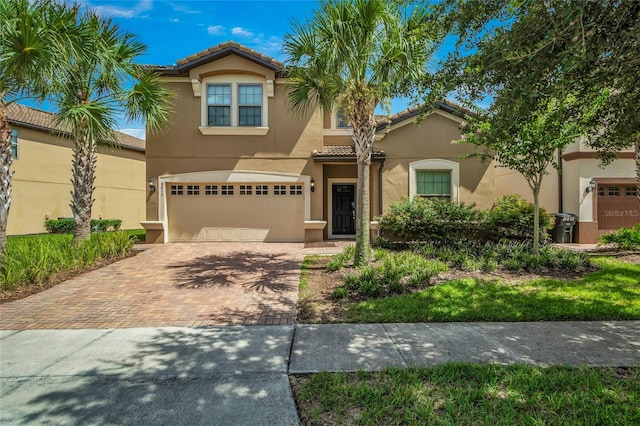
[50,10,172,245]
[0,0,80,254]
[284,0,434,266]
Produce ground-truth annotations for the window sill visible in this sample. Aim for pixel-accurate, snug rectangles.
[323,129,353,136]
[199,126,269,136]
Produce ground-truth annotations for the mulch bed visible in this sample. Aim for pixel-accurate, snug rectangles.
[298,253,640,324]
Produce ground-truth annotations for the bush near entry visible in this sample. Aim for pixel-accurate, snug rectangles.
[379,195,553,243]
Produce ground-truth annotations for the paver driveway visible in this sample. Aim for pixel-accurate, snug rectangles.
[0,243,321,329]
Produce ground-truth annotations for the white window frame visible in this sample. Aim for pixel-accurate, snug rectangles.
[199,75,269,135]
[325,107,353,136]
[409,159,459,202]
[10,129,18,159]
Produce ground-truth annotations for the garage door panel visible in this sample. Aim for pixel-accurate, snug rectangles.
[168,182,304,242]
[597,184,640,230]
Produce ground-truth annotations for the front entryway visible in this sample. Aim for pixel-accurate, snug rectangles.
[332,184,355,235]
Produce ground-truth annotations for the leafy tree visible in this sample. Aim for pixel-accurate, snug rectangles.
[0,0,80,254]
[50,10,172,245]
[427,0,640,195]
[284,0,436,266]
[458,97,584,254]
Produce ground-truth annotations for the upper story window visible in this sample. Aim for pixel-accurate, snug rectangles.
[199,74,270,135]
[325,106,353,136]
[207,84,231,126]
[336,108,352,129]
[10,129,18,159]
[238,84,262,126]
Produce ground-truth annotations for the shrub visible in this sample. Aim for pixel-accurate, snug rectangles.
[409,240,590,273]
[331,286,348,299]
[338,251,447,299]
[45,218,123,234]
[599,224,640,250]
[378,195,553,245]
[379,197,485,242]
[327,246,356,271]
[91,219,122,232]
[486,195,553,243]
[1,231,136,291]
[44,218,74,234]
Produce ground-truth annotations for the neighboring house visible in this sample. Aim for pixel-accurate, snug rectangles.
[6,103,146,235]
[496,140,639,243]
[143,42,495,243]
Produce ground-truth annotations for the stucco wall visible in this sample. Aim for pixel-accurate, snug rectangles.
[495,163,560,213]
[375,112,495,211]
[8,125,146,235]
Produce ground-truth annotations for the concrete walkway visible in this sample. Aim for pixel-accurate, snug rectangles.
[1,321,639,425]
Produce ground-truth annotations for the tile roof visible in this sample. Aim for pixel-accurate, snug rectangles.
[177,41,283,68]
[312,145,386,160]
[5,103,145,151]
[375,100,476,129]
[155,41,285,76]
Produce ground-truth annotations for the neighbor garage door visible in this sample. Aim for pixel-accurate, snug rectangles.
[167,183,304,242]
[597,183,640,230]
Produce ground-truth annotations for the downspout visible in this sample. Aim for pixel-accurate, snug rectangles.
[557,148,563,213]
[378,159,385,216]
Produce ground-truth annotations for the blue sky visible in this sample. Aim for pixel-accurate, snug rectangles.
[78,0,444,139]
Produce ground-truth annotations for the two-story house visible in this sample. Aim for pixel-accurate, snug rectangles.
[7,103,146,235]
[143,42,495,243]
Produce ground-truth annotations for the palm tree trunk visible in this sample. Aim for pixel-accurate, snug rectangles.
[0,104,13,257]
[71,134,96,246]
[352,105,376,267]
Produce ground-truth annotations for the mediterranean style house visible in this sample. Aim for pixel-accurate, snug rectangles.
[143,42,494,244]
[6,103,146,235]
[144,41,638,244]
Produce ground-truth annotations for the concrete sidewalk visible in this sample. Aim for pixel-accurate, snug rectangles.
[1,321,639,425]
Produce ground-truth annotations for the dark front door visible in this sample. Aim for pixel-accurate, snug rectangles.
[332,184,355,234]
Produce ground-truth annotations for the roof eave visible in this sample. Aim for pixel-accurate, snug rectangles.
[155,46,284,77]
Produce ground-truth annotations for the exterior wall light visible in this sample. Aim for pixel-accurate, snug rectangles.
[310,177,315,192]
[148,177,156,193]
[585,179,596,193]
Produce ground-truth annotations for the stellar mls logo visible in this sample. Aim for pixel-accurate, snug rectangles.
[604,210,639,217]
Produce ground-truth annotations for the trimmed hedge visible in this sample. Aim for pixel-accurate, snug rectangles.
[45,218,122,234]
[379,195,553,244]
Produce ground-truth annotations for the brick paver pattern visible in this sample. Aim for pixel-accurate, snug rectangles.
[0,242,348,330]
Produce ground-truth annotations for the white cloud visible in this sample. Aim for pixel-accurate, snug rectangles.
[119,128,146,141]
[170,18,181,23]
[168,2,202,15]
[207,25,225,35]
[252,34,283,58]
[92,0,152,19]
[232,27,254,38]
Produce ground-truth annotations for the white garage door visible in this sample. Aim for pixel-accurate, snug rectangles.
[167,183,305,242]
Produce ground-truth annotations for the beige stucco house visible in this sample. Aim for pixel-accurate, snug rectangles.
[143,42,495,243]
[6,103,146,235]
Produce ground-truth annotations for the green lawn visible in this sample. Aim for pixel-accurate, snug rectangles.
[304,256,640,323]
[294,364,640,425]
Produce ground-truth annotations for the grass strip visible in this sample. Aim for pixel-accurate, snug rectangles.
[294,364,640,425]
[346,257,640,323]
